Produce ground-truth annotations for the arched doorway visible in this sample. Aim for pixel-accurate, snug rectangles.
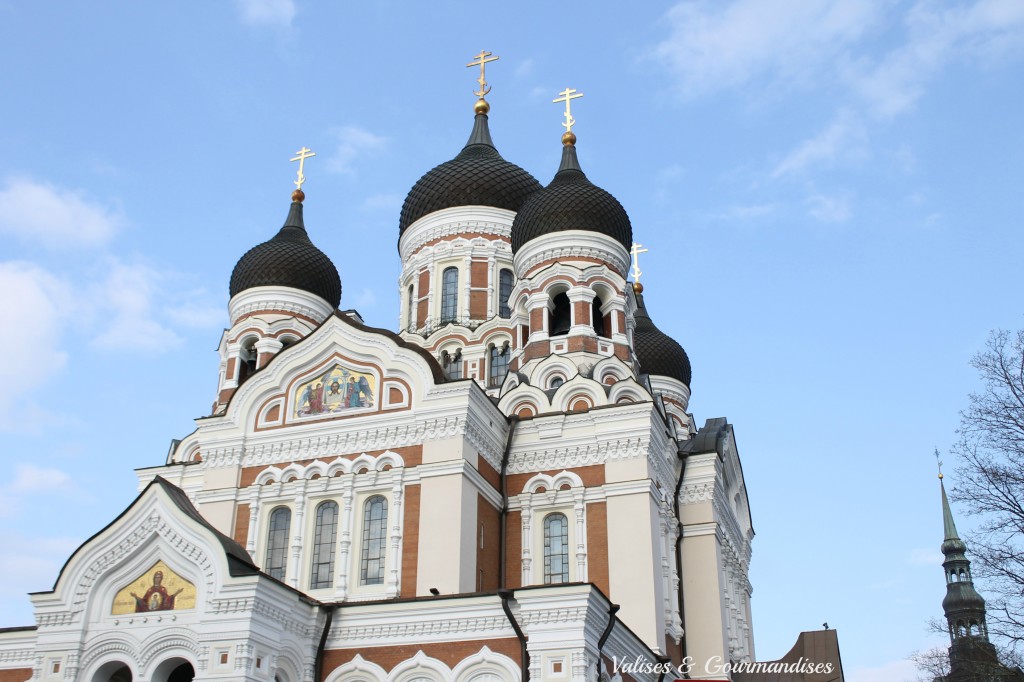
[150,657,195,682]
[91,661,132,682]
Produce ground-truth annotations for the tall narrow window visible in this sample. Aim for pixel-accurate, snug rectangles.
[360,496,388,585]
[442,349,463,380]
[407,285,415,330]
[489,343,509,388]
[498,269,514,318]
[543,512,570,584]
[441,267,459,323]
[549,293,571,336]
[592,296,606,337]
[309,501,338,589]
[264,507,291,580]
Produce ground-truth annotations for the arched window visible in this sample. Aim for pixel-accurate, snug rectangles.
[265,506,291,580]
[360,496,388,585]
[441,267,459,323]
[549,292,571,336]
[239,337,258,384]
[543,513,570,584]
[442,349,463,380]
[407,284,416,330]
[498,269,514,318]
[489,343,509,388]
[592,296,606,337]
[309,501,339,589]
[549,376,565,389]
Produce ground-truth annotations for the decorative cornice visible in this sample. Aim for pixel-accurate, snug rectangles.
[228,286,334,326]
[399,206,515,263]
[506,437,645,474]
[514,231,629,279]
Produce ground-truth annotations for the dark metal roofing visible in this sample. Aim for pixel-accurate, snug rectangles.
[511,144,633,254]
[229,202,341,308]
[398,114,542,239]
[633,292,692,387]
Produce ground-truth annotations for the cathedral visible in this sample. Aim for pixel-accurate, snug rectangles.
[0,56,844,682]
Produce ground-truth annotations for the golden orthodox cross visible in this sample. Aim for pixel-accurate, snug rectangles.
[936,448,944,479]
[553,87,583,133]
[630,242,649,283]
[467,50,499,98]
[290,147,316,191]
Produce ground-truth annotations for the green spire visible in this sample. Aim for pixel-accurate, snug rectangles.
[941,479,960,542]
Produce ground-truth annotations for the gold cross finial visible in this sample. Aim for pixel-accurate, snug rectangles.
[630,242,649,283]
[467,50,499,99]
[936,448,944,479]
[553,87,584,134]
[290,147,316,193]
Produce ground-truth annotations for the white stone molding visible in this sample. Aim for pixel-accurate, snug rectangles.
[335,478,355,600]
[513,231,630,280]
[389,650,451,681]
[398,206,515,263]
[451,646,520,682]
[228,286,335,326]
[325,654,387,682]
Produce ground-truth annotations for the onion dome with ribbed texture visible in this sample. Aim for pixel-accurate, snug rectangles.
[633,290,692,387]
[398,113,541,239]
[229,200,341,307]
[511,142,632,254]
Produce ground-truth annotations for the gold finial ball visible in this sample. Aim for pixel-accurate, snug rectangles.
[561,131,577,146]
[939,472,944,479]
[474,98,490,115]
[632,281,644,294]
[291,189,305,203]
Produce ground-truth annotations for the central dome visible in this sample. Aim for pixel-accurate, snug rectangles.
[511,144,632,254]
[398,113,541,238]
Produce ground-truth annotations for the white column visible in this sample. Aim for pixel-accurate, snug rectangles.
[520,495,533,586]
[574,492,588,582]
[387,473,405,596]
[567,285,596,337]
[462,256,472,321]
[287,481,307,588]
[335,479,355,599]
[246,486,261,558]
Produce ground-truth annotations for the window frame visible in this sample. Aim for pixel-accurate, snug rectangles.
[264,506,292,580]
[543,512,571,585]
[309,500,339,590]
[440,266,459,323]
[359,495,389,586]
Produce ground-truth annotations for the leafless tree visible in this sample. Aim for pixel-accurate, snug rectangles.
[952,328,1024,650]
[909,646,952,681]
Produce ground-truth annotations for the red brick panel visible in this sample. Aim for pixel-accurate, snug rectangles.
[586,501,609,596]
[505,510,522,589]
[401,484,420,598]
[0,669,32,682]
[322,638,521,681]
[233,503,250,546]
[477,495,501,592]
[506,465,606,495]
[470,291,488,319]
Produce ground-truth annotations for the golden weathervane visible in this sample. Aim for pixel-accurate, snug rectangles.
[630,242,649,284]
[290,146,316,192]
[467,50,499,98]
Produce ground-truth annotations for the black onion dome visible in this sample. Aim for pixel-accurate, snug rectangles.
[229,201,341,307]
[398,114,542,238]
[633,292,692,387]
[511,143,632,254]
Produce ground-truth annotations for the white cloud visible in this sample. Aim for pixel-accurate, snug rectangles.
[711,203,778,221]
[89,262,184,352]
[351,287,377,309]
[234,0,295,28]
[847,657,918,682]
[10,464,72,494]
[0,262,71,420]
[327,126,389,174]
[848,0,1024,118]
[773,111,867,177]
[653,0,884,97]
[807,194,852,223]
[0,178,122,248]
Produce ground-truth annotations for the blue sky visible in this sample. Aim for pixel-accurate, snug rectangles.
[1,1,1022,679]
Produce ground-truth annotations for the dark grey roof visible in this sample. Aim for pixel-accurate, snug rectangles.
[633,292,692,387]
[153,477,259,577]
[398,114,541,238]
[229,202,341,307]
[511,144,632,254]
